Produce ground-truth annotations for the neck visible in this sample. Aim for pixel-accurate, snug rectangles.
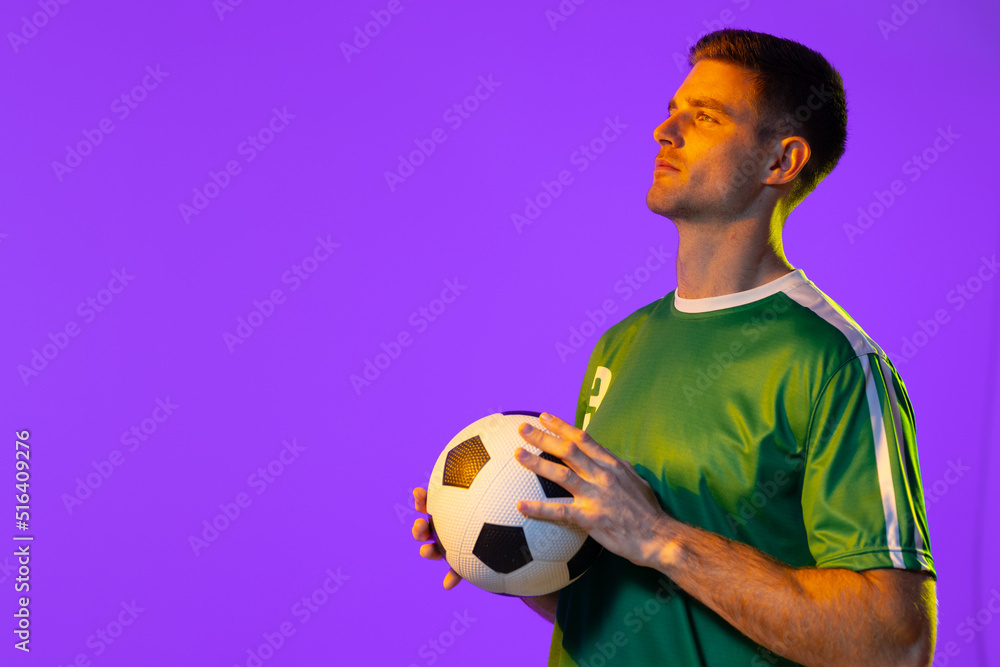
[673,218,793,299]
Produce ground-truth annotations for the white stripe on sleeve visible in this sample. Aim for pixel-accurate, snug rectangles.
[862,355,905,568]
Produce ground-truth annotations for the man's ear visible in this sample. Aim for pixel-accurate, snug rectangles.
[765,136,810,185]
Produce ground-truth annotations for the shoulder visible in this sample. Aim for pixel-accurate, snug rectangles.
[595,293,667,350]
[778,276,892,366]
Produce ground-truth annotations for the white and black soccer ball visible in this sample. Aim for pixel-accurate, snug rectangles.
[425,411,603,597]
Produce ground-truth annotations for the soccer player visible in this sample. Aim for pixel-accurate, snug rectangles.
[412,28,936,667]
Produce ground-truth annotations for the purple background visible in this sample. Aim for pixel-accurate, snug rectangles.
[2,0,998,665]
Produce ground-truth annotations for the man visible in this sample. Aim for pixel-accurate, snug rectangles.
[412,28,937,666]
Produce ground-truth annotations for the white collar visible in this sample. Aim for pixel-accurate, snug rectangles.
[672,269,808,313]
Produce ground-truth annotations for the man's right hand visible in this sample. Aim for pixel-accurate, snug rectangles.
[413,486,560,621]
[412,487,464,589]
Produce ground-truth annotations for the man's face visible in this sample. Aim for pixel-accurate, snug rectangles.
[646,59,772,223]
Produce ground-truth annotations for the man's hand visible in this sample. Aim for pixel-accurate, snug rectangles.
[411,487,463,589]
[414,485,562,623]
[513,412,936,665]
[513,411,668,567]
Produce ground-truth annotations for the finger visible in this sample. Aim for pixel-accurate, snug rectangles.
[516,499,577,523]
[518,422,599,480]
[514,446,585,495]
[538,412,619,466]
[412,517,430,541]
[413,487,427,513]
[419,543,445,560]
[443,569,463,589]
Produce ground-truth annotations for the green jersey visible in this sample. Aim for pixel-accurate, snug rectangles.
[547,268,935,667]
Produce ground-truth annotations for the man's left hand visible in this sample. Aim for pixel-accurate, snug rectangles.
[515,412,671,568]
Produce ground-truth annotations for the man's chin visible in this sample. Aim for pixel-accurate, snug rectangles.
[645,191,677,218]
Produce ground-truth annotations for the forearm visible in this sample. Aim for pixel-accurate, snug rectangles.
[644,516,928,667]
[521,591,559,624]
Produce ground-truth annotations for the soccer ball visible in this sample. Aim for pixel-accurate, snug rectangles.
[425,411,603,596]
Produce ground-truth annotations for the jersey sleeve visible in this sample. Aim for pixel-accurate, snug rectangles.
[801,353,935,578]
[575,330,609,431]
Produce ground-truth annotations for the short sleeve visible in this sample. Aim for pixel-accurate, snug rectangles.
[801,353,936,578]
[575,330,610,431]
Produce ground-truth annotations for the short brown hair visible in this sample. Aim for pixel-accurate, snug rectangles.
[688,29,848,211]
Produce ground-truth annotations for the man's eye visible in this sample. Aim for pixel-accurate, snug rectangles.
[665,110,717,123]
